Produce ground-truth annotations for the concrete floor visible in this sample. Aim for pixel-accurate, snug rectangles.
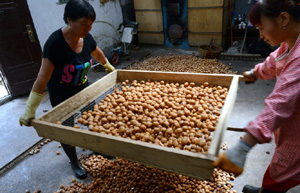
[0,45,299,193]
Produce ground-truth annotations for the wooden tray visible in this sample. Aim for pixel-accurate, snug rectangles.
[32,70,240,180]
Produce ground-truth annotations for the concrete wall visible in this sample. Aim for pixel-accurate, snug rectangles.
[27,0,123,54]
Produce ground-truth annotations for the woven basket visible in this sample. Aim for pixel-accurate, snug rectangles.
[198,45,223,59]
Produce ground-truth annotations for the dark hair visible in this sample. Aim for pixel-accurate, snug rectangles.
[63,0,96,24]
[249,0,300,26]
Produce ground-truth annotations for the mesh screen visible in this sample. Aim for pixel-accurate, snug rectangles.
[62,83,123,129]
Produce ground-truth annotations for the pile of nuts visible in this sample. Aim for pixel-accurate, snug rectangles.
[77,80,228,154]
[126,55,237,74]
[55,155,236,193]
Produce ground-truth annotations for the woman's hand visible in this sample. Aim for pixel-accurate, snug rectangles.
[20,58,54,126]
[101,59,115,72]
[19,92,43,126]
[213,140,251,176]
[91,46,115,73]
[213,133,257,176]
[243,69,257,84]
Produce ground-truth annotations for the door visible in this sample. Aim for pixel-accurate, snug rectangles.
[0,0,42,98]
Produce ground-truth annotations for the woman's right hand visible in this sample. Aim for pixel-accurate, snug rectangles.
[19,92,43,126]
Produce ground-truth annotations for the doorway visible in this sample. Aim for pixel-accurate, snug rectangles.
[0,0,42,100]
[0,70,10,104]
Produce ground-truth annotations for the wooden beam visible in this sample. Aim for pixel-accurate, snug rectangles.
[117,70,235,87]
[208,75,239,156]
[31,120,215,180]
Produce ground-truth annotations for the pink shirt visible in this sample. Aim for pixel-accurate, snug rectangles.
[245,36,300,182]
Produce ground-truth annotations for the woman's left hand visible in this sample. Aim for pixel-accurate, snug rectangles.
[102,59,115,72]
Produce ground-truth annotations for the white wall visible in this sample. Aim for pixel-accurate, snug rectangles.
[27,0,123,54]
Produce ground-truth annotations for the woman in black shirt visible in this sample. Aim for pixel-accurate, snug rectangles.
[20,0,115,179]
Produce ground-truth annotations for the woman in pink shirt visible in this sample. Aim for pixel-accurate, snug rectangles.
[214,0,300,192]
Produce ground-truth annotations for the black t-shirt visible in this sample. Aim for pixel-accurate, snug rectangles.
[43,29,97,107]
